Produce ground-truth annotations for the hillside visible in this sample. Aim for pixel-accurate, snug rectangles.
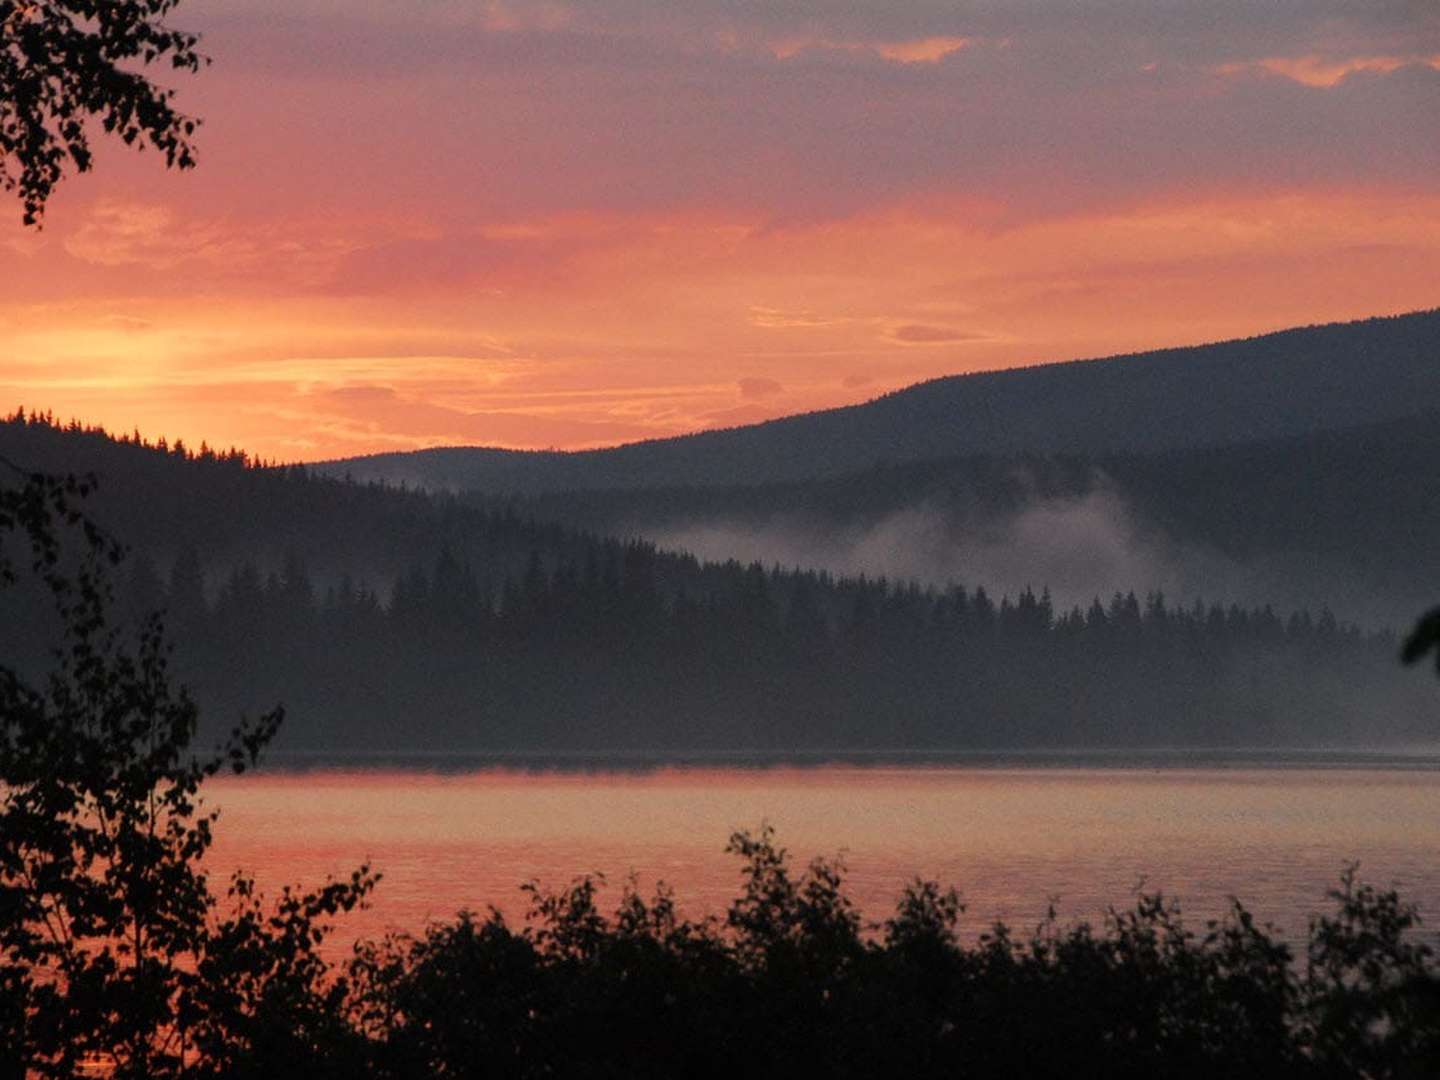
[318,310,1440,494]
[0,411,1427,753]
[481,410,1440,627]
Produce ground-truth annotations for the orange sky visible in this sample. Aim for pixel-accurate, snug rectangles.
[2,2,1438,461]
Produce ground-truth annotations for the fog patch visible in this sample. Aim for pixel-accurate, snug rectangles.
[653,487,1250,615]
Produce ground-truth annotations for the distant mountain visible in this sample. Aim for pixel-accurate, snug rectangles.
[319,310,1440,494]
[480,409,1440,627]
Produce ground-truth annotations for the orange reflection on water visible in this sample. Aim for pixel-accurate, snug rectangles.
[202,766,1440,955]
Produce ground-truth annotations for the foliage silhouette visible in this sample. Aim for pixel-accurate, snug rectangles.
[346,826,1440,1080]
[0,0,203,225]
[0,465,376,1077]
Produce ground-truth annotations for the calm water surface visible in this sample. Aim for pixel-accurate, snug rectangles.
[203,762,1440,952]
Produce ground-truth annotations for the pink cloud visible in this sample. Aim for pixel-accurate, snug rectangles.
[890,324,985,344]
[737,376,784,400]
[311,384,660,449]
[88,2,1433,230]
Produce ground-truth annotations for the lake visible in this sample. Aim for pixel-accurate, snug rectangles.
[203,754,1440,955]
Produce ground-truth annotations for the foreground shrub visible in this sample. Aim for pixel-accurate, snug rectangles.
[348,828,1439,1080]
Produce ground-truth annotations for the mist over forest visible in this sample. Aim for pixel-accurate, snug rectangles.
[3,341,1437,754]
[321,310,1440,631]
[493,408,1440,630]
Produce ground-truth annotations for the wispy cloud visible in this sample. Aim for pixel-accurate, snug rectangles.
[0,1,1436,457]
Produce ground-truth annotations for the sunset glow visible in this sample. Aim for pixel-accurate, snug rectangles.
[3,1,1437,460]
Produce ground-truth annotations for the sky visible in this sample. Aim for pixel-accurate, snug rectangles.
[2,0,1439,461]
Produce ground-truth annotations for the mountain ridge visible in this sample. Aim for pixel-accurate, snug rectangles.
[317,309,1440,494]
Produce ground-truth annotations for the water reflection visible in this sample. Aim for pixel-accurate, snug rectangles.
[203,764,1440,955]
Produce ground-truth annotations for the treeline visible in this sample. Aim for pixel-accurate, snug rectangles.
[0,408,1431,751]
[95,542,1425,751]
[4,405,273,468]
[474,408,1440,630]
[0,407,675,592]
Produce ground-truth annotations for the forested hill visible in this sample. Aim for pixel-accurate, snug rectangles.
[318,310,1440,494]
[0,407,616,594]
[486,409,1440,628]
[0,411,1432,752]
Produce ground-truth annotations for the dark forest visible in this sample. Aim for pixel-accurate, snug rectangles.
[0,409,1428,753]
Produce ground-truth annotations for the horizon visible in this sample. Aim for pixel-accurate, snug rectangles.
[10,304,1439,466]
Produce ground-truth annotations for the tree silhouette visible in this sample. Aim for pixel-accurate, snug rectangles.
[1402,607,1440,674]
[1,0,204,225]
[0,465,375,1077]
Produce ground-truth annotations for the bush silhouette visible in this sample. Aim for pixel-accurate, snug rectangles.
[349,827,1440,1079]
[0,466,375,1077]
